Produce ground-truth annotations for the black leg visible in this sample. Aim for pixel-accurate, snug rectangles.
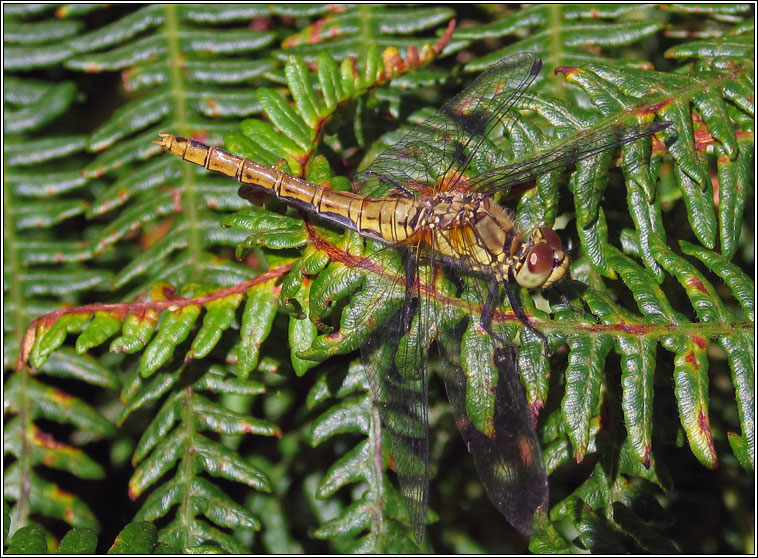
[555,283,587,316]
[503,279,549,358]
[401,252,418,334]
[480,279,508,346]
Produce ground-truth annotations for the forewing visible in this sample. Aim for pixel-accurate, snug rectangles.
[468,120,672,195]
[354,52,542,198]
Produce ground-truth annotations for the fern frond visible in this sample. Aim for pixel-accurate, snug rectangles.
[3,4,119,537]
[5,4,753,554]
[280,6,464,61]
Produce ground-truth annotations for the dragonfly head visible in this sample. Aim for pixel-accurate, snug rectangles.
[513,227,568,290]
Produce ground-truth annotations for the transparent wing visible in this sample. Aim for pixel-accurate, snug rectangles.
[363,264,430,542]
[468,120,672,195]
[350,241,432,542]
[354,52,542,198]
[358,239,469,542]
[439,329,548,535]
[353,50,670,201]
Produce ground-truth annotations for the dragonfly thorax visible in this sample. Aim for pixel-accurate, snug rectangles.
[414,191,568,290]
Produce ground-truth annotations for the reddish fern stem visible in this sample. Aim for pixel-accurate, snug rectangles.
[15,265,293,371]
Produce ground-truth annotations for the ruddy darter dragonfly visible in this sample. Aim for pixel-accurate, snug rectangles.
[156,52,671,542]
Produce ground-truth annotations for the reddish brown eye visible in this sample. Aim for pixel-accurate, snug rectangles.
[527,243,553,275]
[540,227,563,252]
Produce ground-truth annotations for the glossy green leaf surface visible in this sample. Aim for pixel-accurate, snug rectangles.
[4,4,753,555]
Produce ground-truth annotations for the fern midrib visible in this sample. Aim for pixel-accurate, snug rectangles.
[163,4,202,279]
[3,168,32,528]
[179,380,195,546]
[548,4,564,72]
[358,4,374,69]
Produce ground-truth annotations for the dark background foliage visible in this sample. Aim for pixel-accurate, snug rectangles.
[3,3,754,554]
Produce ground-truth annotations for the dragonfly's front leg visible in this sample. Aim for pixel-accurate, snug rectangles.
[481,278,549,356]
[480,278,507,346]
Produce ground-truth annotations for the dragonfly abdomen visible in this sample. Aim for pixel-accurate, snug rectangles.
[155,134,421,244]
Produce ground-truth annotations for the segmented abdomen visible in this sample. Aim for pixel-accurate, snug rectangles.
[155,134,421,244]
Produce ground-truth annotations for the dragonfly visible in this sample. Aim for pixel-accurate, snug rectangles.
[156,51,671,542]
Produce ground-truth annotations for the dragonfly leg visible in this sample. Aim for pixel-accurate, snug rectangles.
[480,278,508,346]
[552,281,588,317]
[401,252,419,334]
[558,289,586,316]
[502,279,549,358]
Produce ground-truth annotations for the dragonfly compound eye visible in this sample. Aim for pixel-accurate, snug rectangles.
[515,242,554,288]
[539,227,563,252]
[514,229,569,289]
